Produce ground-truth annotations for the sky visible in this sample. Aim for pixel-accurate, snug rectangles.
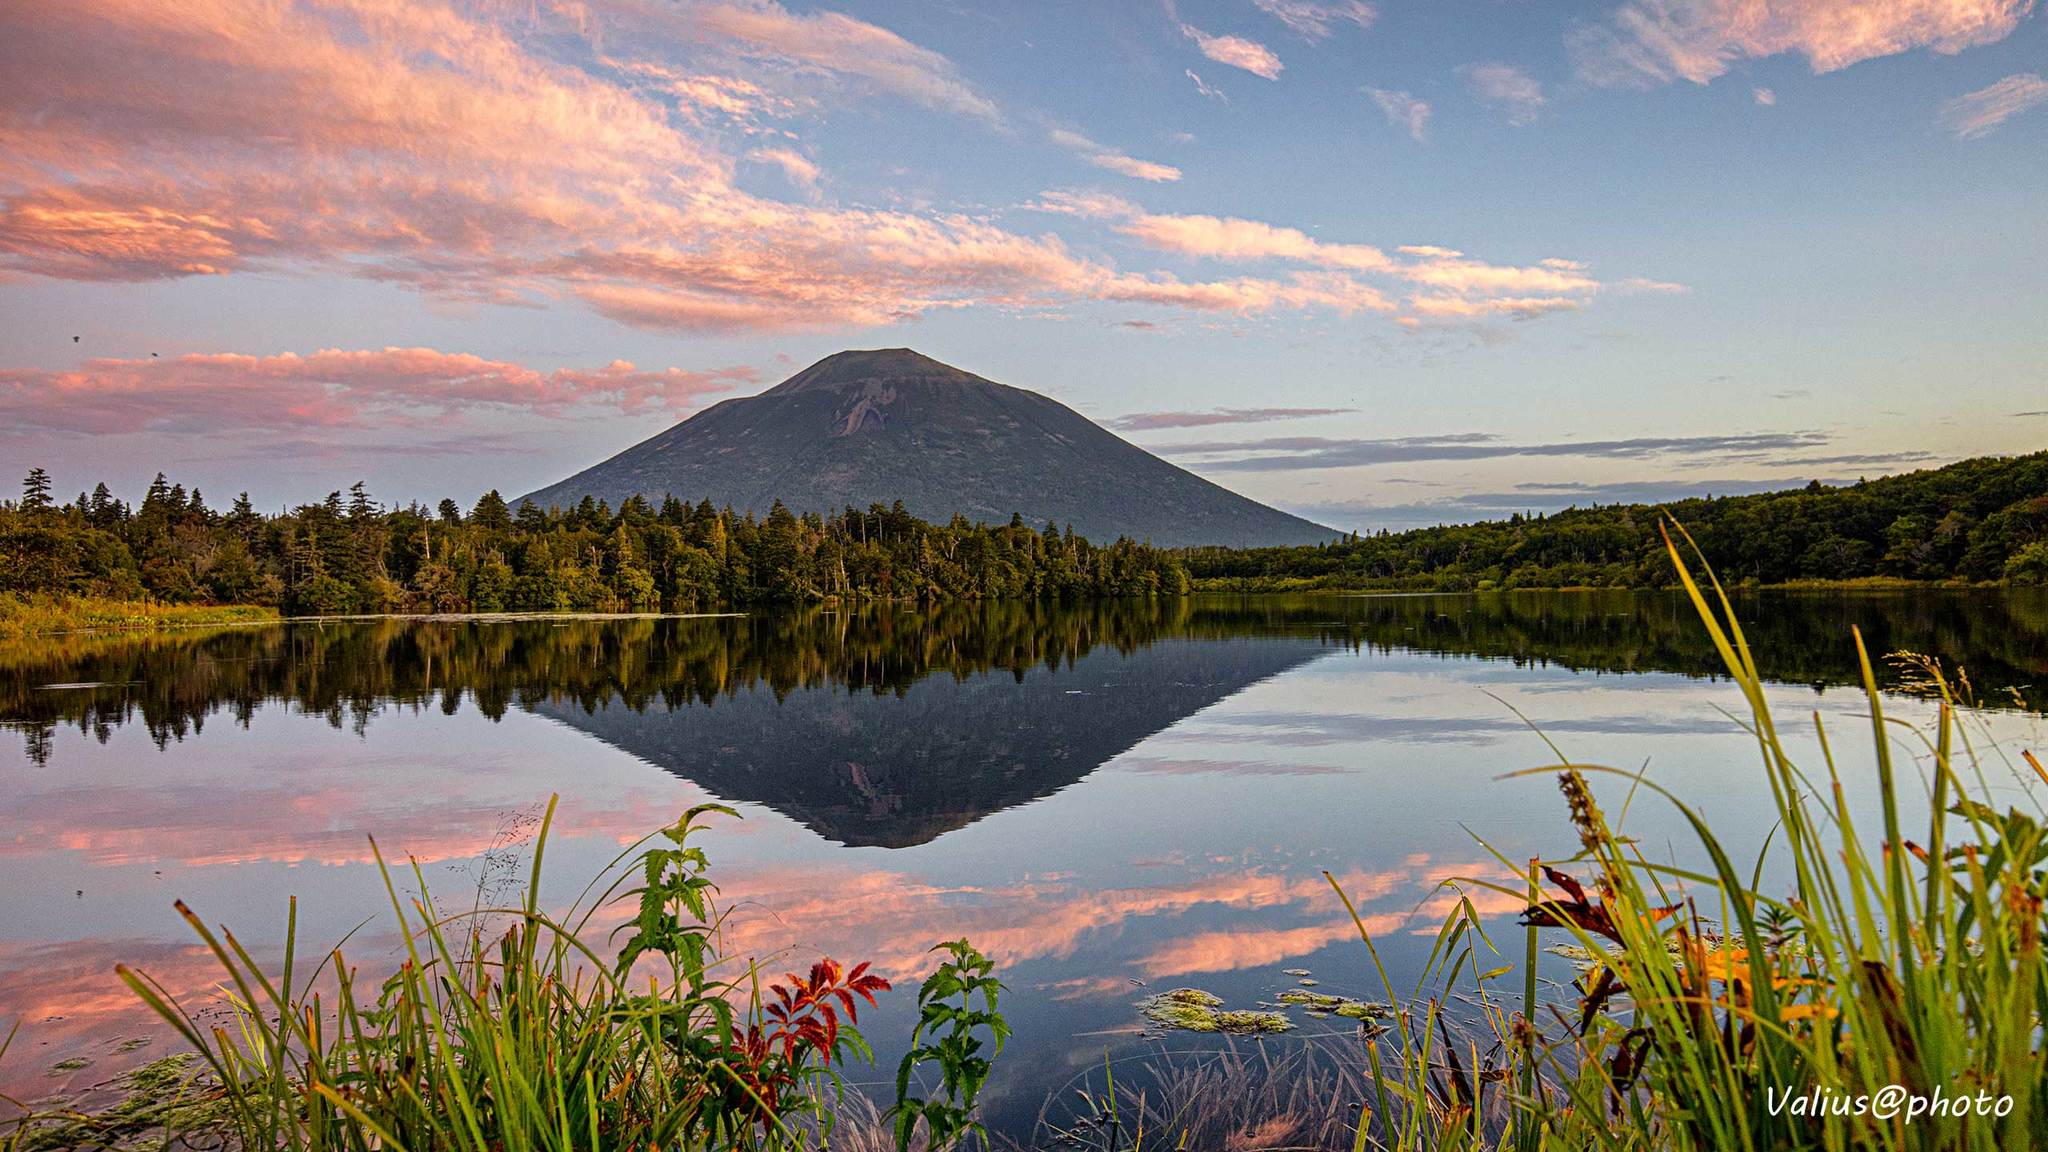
[2,0,2044,531]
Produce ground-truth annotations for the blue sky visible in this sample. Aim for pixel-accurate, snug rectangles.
[1,0,2043,529]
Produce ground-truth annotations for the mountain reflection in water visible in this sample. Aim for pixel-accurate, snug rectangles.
[9,589,2044,769]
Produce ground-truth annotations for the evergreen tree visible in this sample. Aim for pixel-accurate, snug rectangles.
[228,493,260,537]
[471,490,511,531]
[20,468,53,513]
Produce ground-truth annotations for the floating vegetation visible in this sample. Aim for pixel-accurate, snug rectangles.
[1277,989,1391,1021]
[1296,978,1319,986]
[1139,988,1293,1034]
[8,1054,232,1151]
[47,1056,91,1074]
[1281,968,1312,977]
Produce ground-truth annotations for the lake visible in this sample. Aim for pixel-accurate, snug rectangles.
[4,590,2045,1136]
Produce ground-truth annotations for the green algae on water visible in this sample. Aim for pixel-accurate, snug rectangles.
[1277,989,1391,1021]
[12,1054,230,1152]
[1139,988,1292,1034]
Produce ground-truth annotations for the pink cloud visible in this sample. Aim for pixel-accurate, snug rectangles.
[1254,0,1377,42]
[1168,4,1285,80]
[1367,88,1432,141]
[1189,31,1284,79]
[1036,195,1616,320]
[1117,213,1397,272]
[1939,72,2048,137]
[1573,0,2032,87]
[0,348,756,436]
[1463,62,1546,126]
[749,146,821,192]
[671,0,1001,120]
[1048,129,1183,183]
[1108,407,1356,431]
[0,0,1635,335]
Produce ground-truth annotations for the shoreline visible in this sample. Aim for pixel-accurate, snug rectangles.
[5,580,2022,640]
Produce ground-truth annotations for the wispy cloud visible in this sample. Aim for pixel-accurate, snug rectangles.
[1107,406,1355,431]
[1463,62,1545,126]
[1119,213,1399,272]
[0,0,1655,341]
[1253,0,1376,41]
[1752,86,1777,105]
[0,349,757,437]
[748,146,820,193]
[1572,0,2031,88]
[1185,68,1230,101]
[2,0,1581,335]
[676,0,1001,120]
[1048,129,1183,182]
[1027,192,1632,322]
[1939,73,2048,138]
[1290,475,1859,529]
[1156,430,1833,471]
[1367,88,1432,140]
[1782,451,1937,467]
[1167,2,1285,79]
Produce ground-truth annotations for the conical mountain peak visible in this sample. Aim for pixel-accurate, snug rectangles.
[766,348,985,395]
[521,351,1338,548]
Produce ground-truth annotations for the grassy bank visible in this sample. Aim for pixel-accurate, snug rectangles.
[1187,573,1999,595]
[2,802,1007,1152]
[0,594,276,641]
[1304,522,2047,1151]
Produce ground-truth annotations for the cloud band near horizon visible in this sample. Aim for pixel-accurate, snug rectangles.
[0,348,757,437]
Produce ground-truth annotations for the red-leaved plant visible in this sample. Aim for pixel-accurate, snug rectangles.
[724,959,893,1125]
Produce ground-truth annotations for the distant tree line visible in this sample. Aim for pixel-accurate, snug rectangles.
[1184,452,2048,591]
[0,470,1189,614]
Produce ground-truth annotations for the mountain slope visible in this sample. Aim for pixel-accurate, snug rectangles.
[519,348,1336,548]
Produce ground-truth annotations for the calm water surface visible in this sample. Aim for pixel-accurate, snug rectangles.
[4,591,2045,1131]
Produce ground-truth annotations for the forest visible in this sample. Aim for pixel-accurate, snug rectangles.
[0,470,1189,615]
[6,451,2047,619]
[1185,451,2048,590]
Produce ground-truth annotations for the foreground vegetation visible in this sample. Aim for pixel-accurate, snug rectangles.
[1302,523,2046,1150]
[1,469,1186,617]
[1187,450,2048,591]
[2,802,1009,1152]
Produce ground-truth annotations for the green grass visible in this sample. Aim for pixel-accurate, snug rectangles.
[3,802,1004,1152]
[0,593,276,640]
[1315,517,2047,1151]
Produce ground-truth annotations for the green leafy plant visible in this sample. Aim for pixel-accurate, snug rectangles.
[888,939,1010,1151]
[91,796,991,1152]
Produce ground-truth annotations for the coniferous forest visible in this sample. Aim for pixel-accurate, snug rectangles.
[0,470,1189,615]
[4,450,2047,620]
[1185,451,2048,591]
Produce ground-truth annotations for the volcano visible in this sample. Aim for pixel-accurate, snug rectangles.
[519,348,1336,547]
